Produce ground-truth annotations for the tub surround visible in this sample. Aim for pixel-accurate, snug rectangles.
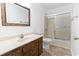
[0,33,43,56]
[49,39,71,49]
[49,44,71,56]
[49,40,71,55]
[43,38,71,56]
[43,38,71,50]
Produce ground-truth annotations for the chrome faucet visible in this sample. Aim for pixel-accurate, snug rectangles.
[20,34,24,39]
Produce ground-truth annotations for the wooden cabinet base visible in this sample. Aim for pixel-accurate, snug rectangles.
[23,39,39,56]
[2,47,22,56]
[38,37,43,55]
[2,37,43,56]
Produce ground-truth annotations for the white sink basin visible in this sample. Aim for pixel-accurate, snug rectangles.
[17,34,39,42]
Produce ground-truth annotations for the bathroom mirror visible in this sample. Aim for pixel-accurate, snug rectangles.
[1,3,30,26]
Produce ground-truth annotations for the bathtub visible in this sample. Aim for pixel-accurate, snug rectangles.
[43,38,71,50]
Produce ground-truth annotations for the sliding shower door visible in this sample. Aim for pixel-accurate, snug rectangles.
[44,12,71,40]
[44,16,55,39]
[55,13,71,40]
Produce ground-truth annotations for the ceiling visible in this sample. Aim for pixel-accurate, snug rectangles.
[39,3,72,10]
[19,3,72,10]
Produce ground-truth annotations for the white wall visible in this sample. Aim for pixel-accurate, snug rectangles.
[71,3,79,56]
[30,3,45,34]
[0,4,32,38]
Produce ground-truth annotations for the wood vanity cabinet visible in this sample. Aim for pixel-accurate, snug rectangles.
[22,37,43,56]
[38,37,43,55]
[23,39,39,56]
[2,47,22,56]
[2,37,43,56]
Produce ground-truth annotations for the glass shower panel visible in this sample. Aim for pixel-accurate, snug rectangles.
[44,16,55,39]
[55,13,71,40]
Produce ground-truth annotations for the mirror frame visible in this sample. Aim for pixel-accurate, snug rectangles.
[1,3,30,26]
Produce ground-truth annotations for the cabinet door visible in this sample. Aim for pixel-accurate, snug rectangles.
[2,47,22,56]
[22,42,33,56]
[23,39,38,56]
[31,39,38,56]
[38,37,43,55]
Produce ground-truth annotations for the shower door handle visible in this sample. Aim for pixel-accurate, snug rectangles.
[74,37,79,40]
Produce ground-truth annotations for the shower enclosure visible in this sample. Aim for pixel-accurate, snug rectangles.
[43,12,71,53]
[44,12,71,41]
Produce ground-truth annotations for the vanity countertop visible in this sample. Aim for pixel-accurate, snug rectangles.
[0,33,43,55]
